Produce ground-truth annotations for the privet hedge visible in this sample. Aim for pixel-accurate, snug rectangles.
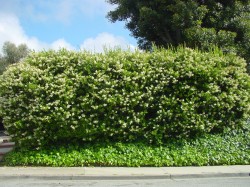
[0,48,249,148]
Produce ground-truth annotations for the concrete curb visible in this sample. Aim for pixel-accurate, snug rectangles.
[0,173,249,180]
[0,136,11,144]
[0,175,170,180]
[169,172,250,179]
[0,166,249,180]
[0,174,249,180]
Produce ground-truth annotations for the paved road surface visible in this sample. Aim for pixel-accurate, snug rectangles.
[1,177,250,187]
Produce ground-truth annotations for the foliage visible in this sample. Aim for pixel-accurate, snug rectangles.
[2,125,250,167]
[106,0,250,72]
[0,48,249,148]
[0,41,29,130]
[0,58,7,76]
[0,41,29,75]
[184,27,237,53]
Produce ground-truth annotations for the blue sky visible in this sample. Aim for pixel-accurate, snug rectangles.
[0,0,137,52]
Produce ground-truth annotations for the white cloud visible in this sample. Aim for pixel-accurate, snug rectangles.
[0,0,114,24]
[0,13,46,51]
[0,13,74,51]
[0,14,134,53]
[78,0,114,17]
[54,0,115,24]
[0,0,51,23]
[55,0,75,24]
[80,32,135,53]
[51,39,75,51]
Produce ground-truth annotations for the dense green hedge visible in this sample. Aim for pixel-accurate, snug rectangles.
[0,48,249,148]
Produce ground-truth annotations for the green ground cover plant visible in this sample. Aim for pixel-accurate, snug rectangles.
[2,124,249,166]
[0,47,249,148]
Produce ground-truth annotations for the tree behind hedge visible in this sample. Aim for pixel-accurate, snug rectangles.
[107,0,250,73]
[0,48,249,148]
[0,41,29,75]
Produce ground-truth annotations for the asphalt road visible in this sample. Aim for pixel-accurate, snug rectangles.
[1,177,250,187]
